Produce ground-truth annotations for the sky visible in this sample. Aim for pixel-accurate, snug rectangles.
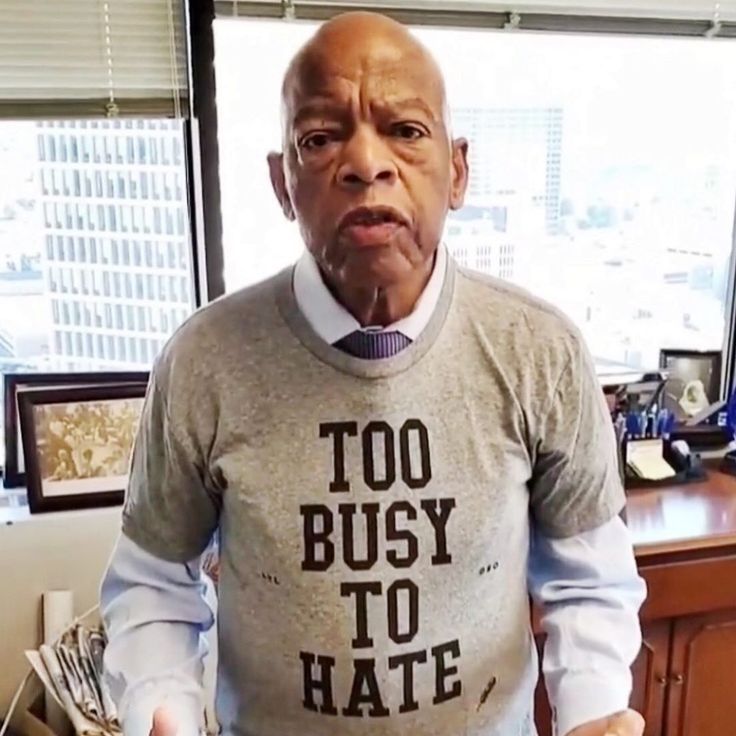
[213,18,736,286]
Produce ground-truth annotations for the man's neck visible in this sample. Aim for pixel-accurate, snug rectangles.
[323,255,436,328]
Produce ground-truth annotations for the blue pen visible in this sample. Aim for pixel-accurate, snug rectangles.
[649,404,659,438]
[663,411,675,440]
[626,412,641,439]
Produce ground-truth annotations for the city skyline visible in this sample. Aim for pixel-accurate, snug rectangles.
[0,119,196,463]
[1,20,736,458]
[36,120,194,371]
[214,18,736,372]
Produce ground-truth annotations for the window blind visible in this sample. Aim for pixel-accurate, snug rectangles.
[0,0,188,120]
[216,0,736,34]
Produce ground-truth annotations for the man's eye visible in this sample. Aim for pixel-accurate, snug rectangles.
[300,132,334,150]
[392,124,427,140]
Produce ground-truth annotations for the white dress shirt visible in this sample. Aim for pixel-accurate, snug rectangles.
[102,247,646,736]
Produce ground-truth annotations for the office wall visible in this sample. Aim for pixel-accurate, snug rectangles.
[0,507,122,718]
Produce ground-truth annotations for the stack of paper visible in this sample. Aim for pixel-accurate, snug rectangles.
[627,439,676,481]
[26,626,120,736]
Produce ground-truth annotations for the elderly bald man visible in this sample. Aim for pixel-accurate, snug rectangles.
[101,12,646,736]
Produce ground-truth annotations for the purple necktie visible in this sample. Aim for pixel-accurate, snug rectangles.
[334,330,412,359]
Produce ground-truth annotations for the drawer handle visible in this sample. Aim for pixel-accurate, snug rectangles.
[656,676,667,686]
[672,674,685,685]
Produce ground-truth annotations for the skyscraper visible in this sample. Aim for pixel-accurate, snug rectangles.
[36,120,194,371]
[453,107,564,236]
[443,106,564,285]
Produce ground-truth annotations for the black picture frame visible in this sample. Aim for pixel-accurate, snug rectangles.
[658,349,723,422]
[3,371,148,488]
[18,382,148,514]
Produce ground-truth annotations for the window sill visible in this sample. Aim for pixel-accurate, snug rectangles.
[0,492,122,526]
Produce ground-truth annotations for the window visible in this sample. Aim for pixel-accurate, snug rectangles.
[0,119,196,468]
[214,19,736,372]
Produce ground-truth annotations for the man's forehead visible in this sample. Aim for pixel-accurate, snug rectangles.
[283,43,445,120]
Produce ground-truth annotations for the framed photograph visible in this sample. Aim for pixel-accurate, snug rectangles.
[2,371,148,488]
[659,349,723,422]
[17,383,147,513]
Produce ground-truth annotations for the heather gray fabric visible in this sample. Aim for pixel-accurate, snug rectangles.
[123,255,624,736]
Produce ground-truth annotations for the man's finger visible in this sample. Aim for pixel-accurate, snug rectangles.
[150,706,179,736]
[605,709,645,736]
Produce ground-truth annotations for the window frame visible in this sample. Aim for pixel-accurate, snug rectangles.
[0,130,204,483]
[201,0,736,398]
[4,0,736,484]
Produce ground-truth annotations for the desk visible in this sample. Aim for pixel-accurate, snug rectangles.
[628,471,736,557]
[535,469,736,736]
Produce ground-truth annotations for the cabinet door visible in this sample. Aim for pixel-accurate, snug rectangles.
[534,623,670,736]
[631,622,671,736]
[534,634,553,736]
[666,609,736,736]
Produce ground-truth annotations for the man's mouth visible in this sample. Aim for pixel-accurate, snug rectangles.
[338,206,408,246]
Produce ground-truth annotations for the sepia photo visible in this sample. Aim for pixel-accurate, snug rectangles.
[34,397,143,494]
[2,371,148,488]
[18,383,147,513]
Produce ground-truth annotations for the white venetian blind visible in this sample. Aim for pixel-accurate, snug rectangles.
[0,0,189,119]
[216,0,736,24]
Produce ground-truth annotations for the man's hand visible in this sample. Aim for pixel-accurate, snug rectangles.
[566,709,645,736]
[149,707,179,736]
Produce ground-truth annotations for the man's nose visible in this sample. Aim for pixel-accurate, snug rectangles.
[336,126,398,188]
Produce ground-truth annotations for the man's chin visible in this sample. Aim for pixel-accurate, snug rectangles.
[340,246,414,288]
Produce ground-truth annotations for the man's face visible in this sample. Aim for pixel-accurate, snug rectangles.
[269,21,468,288]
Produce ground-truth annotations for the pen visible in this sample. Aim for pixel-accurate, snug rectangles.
[649,404,660,438]
[663,411,675,440]
[626,412,641,439]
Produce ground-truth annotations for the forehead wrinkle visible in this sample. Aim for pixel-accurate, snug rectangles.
[281,16,451,140]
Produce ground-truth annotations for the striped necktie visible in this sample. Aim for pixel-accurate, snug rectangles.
[334,330,412,359]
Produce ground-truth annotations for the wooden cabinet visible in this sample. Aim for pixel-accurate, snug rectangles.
[666,610,736,736]
[532,471,736,736]
[533,612,736,736]
[533,635,552,736]
[631,622,670,736]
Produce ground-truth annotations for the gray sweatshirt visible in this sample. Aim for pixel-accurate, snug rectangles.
[123,256,624,736]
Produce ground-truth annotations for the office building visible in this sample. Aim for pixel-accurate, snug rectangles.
[453,107,564,236]
[445,210,516,281]
[36,120,193,370]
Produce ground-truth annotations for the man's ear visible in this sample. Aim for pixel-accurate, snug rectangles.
[449,137,469,211]
[267,151,295,221]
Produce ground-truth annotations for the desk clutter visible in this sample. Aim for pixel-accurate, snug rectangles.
[605,349,736,487]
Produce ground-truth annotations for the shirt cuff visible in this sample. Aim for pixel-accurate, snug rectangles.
[121,686,204,736]
[553,671,632,736]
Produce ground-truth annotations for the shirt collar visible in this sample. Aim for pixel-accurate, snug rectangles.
[293,245,448,345]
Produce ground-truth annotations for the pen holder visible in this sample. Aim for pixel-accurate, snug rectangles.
[622,437,707,489]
